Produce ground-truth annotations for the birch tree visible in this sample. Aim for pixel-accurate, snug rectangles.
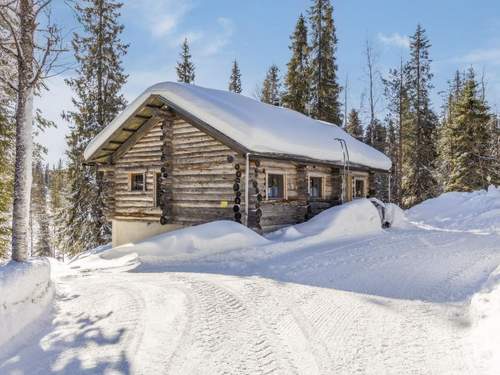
[0,0,62,261]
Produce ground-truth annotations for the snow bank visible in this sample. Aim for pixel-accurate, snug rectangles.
[99,220,269,263]
[0,259,54,350]
[407,185,500,234]
[469,264,500,374]
[268,199,382,242]
[84,82,391,171]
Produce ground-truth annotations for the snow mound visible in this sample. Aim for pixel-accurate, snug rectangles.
[0,259,54,351]
[469,264,500,373]
[100,220,269,263]
[269,199,382,241]
[385,203,411,228]
[407,185,500,234]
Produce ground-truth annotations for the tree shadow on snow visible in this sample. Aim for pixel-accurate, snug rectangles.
[0,291,131,375]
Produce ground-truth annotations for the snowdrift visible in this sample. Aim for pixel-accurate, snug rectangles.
[407,185,500,234]
[0,259,54,350]
[268,199,382,242]
[470,264,500,373]
[100,220,269,263]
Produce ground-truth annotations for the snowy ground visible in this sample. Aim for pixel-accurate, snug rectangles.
[1,191,499,374]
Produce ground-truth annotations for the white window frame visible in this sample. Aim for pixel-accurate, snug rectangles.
[307,172,326,199]
[265,171,288,200]
[129,171,146,192]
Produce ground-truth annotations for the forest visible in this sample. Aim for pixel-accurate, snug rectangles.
[0,0,499,261]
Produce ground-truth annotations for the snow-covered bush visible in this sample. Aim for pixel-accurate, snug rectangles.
[0,259,54,350]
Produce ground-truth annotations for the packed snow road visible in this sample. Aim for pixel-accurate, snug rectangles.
[0,266,476,375]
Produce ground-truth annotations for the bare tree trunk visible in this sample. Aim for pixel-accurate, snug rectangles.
[366,41,375,145]
[398,58,404,203]
[11,0,34,262]
[343,74,348,128]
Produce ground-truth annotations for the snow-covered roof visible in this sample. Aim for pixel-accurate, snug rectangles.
[84,82,391,171]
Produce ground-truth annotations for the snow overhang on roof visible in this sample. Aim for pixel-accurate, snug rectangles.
[84,82,392,171]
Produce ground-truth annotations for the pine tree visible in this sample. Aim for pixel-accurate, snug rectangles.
[283,14,309,114]
[382,60,409,205]
[364,119,388,200]
[64,0,128,255]
[176,38,195,84]
[401,25,438,207]
[260,65,281,106]
[228,60,242,93]
[385,118,399,201]
[446,68,492,191]
[345,109,363,140]
[488,113,500,185]
[49,160,68,260]
[308,0,342,124]
[31,161,51,257]
[437,70,463,188]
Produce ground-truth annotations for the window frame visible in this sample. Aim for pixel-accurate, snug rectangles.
[129,172,146,192]
[352,175,367,199]
[308,174,325,199]
[265,171,287,200]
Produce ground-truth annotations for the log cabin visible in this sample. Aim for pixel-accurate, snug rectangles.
[84,82,392,247]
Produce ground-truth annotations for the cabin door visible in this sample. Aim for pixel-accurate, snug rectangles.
[352,177,365,199]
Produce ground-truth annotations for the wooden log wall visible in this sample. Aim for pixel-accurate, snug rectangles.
[112,120,163,222]
[112,114,243,224]
[160,112,174,224]
[101,170,115,222]
[169,118,243,225]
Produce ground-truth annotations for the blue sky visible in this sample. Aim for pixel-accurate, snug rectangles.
[37,0,500,165]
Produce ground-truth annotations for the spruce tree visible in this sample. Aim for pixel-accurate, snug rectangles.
[176,38,195,84]
[437,70,463,188]
[345,109,363,140]
[260,65,281,106]
[228,60,242,93]
[385,118,399,201]
[283,14,310,114]
[31,161,51,257]
[382,60,409,205]
[402,25,438,207]
[308,0,342,124]
[49,160,68,260]
[446,68,492,191]
[64,0,128,255]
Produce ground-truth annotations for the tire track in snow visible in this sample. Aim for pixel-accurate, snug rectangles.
[166,274,290,375]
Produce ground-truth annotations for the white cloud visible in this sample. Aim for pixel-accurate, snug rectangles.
[128,0,193,38]
[200,17,234,56]
[454,48,500,65]
[377,32,410,49]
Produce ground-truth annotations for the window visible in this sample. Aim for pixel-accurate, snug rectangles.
[155,173,162,207]
[353,178,365,199]
[130,173,145,191]
[267,173,285,199]
[309,176,323,198]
